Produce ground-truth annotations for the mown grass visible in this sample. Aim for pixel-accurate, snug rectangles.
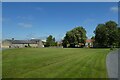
[2,48,110,78]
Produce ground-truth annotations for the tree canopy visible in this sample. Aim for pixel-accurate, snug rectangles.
[94,20,119,48]
[63,26,87,48]
[46,35,57,47]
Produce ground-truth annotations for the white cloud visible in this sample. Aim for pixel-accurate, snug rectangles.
[110,6,118,12]
[18,23,32,28]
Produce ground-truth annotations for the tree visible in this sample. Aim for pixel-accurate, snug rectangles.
[105,21,117,30]
[94,20,118,48]
[117,27,120,47]
[62,36,68,48]
[63,26,87,48]
[91,36,95,47]
[46,35,56,47]
[91,36,95,40]
[94,24,108,47]
[105,21,118,47]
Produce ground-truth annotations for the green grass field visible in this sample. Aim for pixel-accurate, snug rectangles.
[2,48,110,78]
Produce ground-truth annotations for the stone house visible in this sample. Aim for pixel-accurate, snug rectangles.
[2,38,44,48]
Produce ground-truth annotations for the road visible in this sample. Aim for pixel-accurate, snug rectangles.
[106,49,119,78]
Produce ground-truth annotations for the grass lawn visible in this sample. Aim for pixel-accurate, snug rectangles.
[2,48,110,78]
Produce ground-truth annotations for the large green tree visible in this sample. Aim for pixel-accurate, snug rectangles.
[105,21,118,47]
[117,27,120,47]
[94,24,108,47]
[63,26,87,48]
[94,20,119,48]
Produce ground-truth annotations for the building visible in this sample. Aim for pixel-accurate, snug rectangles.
[2,38,44,48]
[85,39,94,48]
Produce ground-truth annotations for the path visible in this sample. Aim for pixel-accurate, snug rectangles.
[106,49,119,78]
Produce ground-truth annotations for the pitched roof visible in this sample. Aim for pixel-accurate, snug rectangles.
[12,40,38,44]
[3,39,41,44]
[86,39,94,43]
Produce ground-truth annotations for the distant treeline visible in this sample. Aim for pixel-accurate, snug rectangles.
[45,20,120,48]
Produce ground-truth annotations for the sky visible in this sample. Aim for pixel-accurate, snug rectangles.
[2,2,118,41]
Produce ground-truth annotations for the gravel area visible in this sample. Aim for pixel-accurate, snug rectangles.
[106,49,119,78]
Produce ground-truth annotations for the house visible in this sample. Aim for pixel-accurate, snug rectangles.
[85,39,94,48]
[2,38,44,48]
[57,40,63,47]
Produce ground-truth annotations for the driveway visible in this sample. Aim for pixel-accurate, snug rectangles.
[106,49,119,78]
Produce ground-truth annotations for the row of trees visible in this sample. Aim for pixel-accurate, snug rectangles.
[45,20,120,48]
[45,26,87,48]
[94,21,120,48]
